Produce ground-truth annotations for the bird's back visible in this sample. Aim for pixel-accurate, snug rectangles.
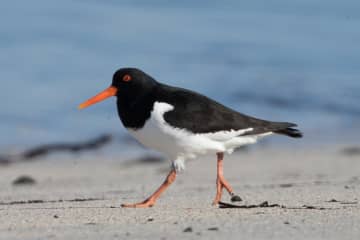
[156,83,302,137]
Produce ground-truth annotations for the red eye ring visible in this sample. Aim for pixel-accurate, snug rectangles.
[123,74,132,82]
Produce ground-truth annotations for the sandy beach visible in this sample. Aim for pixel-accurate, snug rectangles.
[0,145,359,240]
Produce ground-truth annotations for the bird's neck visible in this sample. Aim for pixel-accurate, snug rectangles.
[116,92,156,129]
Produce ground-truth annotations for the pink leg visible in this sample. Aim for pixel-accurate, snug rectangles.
[213,152,240,205]
[122,169,176,208]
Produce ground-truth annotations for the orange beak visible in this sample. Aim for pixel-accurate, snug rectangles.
[78,86,118,110]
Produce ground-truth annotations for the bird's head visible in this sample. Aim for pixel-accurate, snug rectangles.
[78,68,157,110]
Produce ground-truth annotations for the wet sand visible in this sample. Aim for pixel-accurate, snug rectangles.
[0,146,359,239]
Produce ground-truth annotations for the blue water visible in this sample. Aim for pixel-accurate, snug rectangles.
[1,0,360,150]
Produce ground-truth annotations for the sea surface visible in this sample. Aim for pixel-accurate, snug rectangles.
[1,0,360,152]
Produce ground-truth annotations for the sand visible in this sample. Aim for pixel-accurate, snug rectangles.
[0,146,359,240]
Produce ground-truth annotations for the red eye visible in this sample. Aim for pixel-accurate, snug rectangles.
[123,74,132,82]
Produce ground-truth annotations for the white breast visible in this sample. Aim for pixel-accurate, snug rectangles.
[127,102,271,171]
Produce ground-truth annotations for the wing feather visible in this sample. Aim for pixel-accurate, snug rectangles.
[156,84,301,137]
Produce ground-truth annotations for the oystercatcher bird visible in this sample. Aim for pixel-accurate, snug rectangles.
[79,68,302,208]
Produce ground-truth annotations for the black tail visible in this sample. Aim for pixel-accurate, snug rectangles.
[275,127,303,138]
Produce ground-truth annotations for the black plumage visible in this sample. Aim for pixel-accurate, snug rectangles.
[113,68,302,138]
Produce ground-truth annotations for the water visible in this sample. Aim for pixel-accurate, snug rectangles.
[1,0,360,150]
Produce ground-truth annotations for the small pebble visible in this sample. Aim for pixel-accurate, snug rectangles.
[85,222,96,225]
[12,176,36,186]
[259,201,269,207]
[279,183,293,188]
[208,227,219,231]
[183,227,193,233]
[231,195,242,202]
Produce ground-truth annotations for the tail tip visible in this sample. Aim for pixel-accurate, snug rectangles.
[276,127,303,138]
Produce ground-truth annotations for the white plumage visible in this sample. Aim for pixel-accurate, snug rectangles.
[128,102,272,172]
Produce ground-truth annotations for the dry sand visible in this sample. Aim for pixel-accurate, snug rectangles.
[0,146,359,240]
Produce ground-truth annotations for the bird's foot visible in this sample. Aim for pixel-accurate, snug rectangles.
[213,194,242,205]
[121,199,155,208]
[212,198,221,206]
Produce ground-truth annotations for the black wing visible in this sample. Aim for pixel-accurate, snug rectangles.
[157,84,302,138]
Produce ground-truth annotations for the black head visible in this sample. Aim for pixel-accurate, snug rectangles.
[78,68,158,110]
[111,68,158,99]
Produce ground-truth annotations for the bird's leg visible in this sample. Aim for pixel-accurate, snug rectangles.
[213,152,242,205]
[121,169,177,208]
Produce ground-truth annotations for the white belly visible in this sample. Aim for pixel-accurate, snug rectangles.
[127,102,220,159]
[128,116,187,158]
[127,102,269,161]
